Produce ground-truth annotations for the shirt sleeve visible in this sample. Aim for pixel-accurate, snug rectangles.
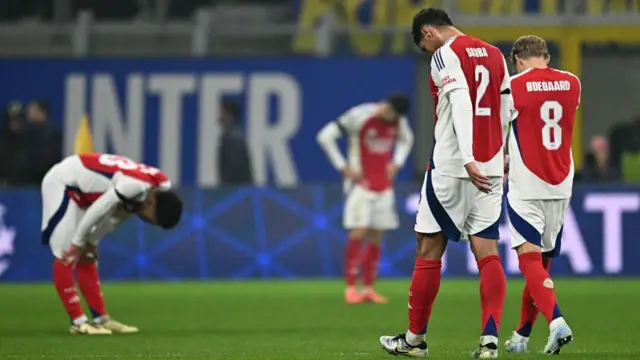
[392,117,414,167]
[316,105,364,171]
[316,121,347,171]
[500,56,514,141]
[432,46,475,166]
[448,88,475,166]
[431,46,469,97]
[70,189,120,246]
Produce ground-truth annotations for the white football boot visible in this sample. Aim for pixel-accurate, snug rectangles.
[69,322,112,335]
[543,321,573,354]
[471,336,499,359]
[505,332,529,353]
[94,316,139,334]
[380,333,428,357]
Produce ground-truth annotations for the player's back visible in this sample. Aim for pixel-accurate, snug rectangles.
[430,36,509,177]
[508,67,581,199]
[50,153,169,207]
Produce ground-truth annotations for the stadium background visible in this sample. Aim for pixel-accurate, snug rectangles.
[0,0,638,281]
[2,1,640,359]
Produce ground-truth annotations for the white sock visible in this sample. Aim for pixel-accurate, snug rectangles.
[93,315,110,324]
[511,331,528,342]
[405,330,425,346]
[480,335,499,346]
[72,315,88,326]
[550,317,567,332]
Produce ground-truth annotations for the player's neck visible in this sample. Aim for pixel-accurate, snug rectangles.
[440,27,464,43]
[521,59,548,71]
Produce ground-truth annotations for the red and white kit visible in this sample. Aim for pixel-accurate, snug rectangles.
[507,67,581,255]
[41,153,171,258]
[415,35,511,240]
[317,103,414,230]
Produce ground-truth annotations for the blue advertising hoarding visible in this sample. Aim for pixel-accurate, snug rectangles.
[0,57,416,187]
[0,185,638,282]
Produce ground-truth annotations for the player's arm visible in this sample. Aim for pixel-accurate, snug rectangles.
[392,116,414,167]
[69,190,121,247]
[316,107,358,172]
[500,56,514,147]
[432,47,474,166]
[70,181,145,247]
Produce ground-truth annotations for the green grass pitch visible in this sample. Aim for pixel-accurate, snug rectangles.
[0,279,638,359]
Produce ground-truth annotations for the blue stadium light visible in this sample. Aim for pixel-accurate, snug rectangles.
[313,215,327,229]
[257,253,271,267]
[191,216,205,229]
[137,255,148,267]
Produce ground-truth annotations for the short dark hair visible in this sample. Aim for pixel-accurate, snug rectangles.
[411,8,453,46]
[510,35,550,64]
[155,191,183,229]
[387,93,410,116]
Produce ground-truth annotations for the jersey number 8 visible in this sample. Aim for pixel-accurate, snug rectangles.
[98,154,160,176]
[540,101,563,151]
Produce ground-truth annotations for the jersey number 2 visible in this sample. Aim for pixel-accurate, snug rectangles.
[98,154,160,175]
[474,65,491,116]
[540,101,563,150]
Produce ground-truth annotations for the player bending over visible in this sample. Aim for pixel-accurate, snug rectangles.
[317,94,414,304]
[380,8,511,358]
[42,153,183,335]
[503,35,579,355]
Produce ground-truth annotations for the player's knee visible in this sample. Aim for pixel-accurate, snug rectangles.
[414,232,446,260]
[367,230,384,244]
[470,237,499,260]
[348,228,368,240]
[515,241,542,256]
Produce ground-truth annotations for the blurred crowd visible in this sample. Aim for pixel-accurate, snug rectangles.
[1,97,638,187]
[0,99,253,188]
[580,119,640,183]
[0,100,62,188]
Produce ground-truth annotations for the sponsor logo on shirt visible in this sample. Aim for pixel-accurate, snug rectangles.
[442,76,456,87]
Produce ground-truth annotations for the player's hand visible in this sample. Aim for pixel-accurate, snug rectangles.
[387,163,400,180]
[61,244,82,265]
[80,243,99,262]
[464,162,492,194]
[341,167,362,182]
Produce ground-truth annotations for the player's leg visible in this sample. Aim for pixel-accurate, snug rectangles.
[363,189,399,303]
[75,243,139,334]
[380,171,465,357]
[361,229,386,303]
[41,177,110,335]
[466,177,506,359]
[505,197,571,354]
[510,254,551,350]
[342,186,371,304]
[538,200,572,354]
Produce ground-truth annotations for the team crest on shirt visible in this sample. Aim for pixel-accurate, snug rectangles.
[0,204,16,277]
[365,128,395,154]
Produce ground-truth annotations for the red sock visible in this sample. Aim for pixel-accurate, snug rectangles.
[52,260,85,322]
[344,238,361,287]
[76,262,108,318]
[517,257,551,336]
[408,259,441,335]
[477,255,506,337]
[518,253,556,325]
[362,243,381,288]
